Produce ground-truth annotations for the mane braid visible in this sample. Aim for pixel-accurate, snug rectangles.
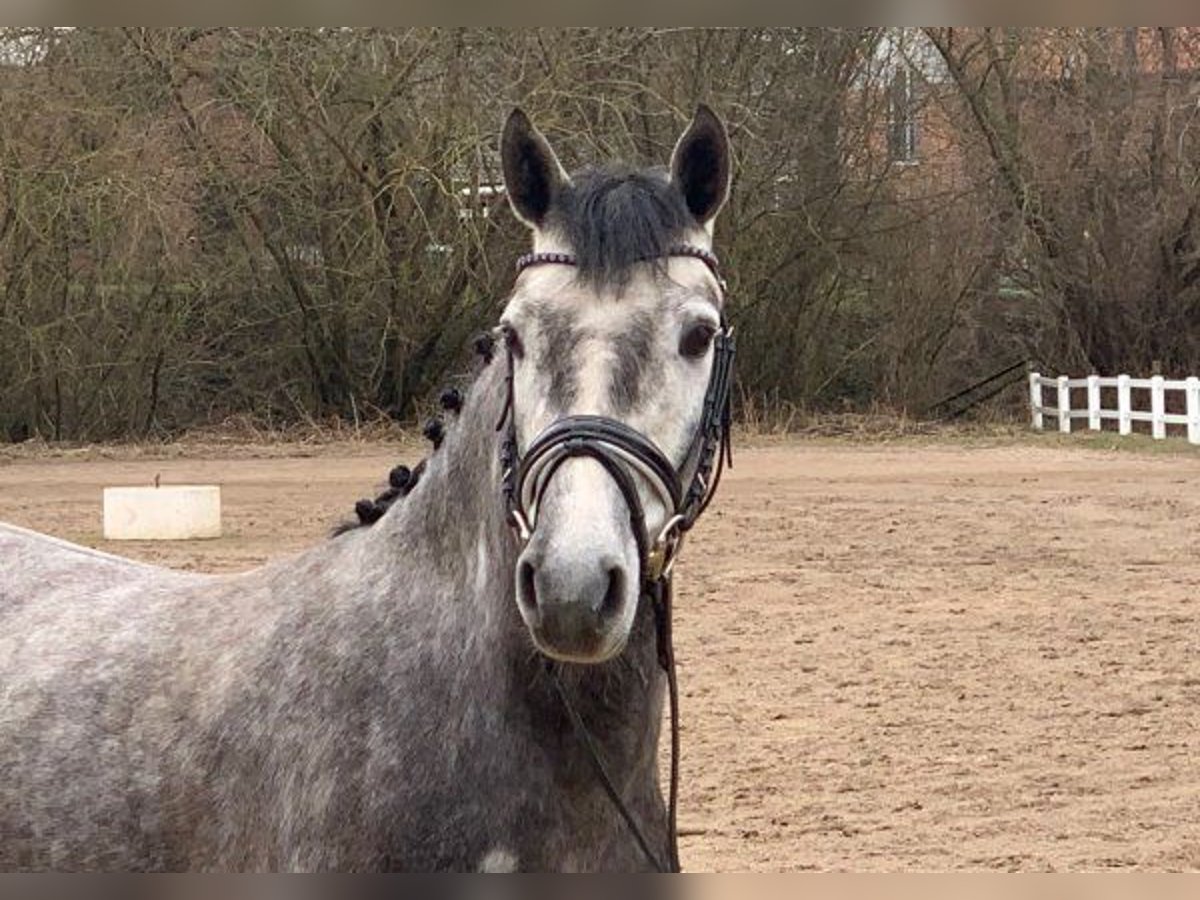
[331,370,475,536]
[331,458,427,536]
[551,165,696,291]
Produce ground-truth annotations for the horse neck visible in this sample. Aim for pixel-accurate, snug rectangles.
[370,359,514,589]
[359,354,665,769]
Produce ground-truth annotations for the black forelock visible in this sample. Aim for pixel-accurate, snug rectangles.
[549,165,697,291]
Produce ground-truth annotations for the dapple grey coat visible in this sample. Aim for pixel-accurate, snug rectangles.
[0,358,668,871]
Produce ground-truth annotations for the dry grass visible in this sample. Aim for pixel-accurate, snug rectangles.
[3,407,1198,466]
[736,395,1017,443]
[0,414,424,465]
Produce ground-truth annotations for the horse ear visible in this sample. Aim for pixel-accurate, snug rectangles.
[501,108,569,229]
[669,104,732,227]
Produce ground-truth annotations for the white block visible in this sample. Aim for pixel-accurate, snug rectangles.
[103,485,222,540]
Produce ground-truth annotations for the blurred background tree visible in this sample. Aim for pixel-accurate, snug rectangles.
[1,27,1196,440]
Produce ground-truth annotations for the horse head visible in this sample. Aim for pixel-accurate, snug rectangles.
[498,105,734,664]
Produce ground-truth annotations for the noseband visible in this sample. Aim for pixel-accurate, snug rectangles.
[495,244,736,873]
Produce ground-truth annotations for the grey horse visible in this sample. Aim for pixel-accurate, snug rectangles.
[0,105,734,872]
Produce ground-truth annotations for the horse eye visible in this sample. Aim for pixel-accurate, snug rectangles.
[679,322,716,359]
[500,324,524,359]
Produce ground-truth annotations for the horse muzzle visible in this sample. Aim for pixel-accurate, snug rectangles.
[513,464,641,663]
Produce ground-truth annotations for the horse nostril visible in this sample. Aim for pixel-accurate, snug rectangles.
[599,565,625,621]
[518,560,538,614]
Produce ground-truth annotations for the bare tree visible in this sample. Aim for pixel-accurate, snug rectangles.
[16,28,1186,439]
[925,27,1200,378]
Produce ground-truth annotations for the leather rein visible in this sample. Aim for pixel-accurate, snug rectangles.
[496,244,736,872]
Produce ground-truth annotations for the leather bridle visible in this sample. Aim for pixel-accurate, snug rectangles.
[495,244,736,872]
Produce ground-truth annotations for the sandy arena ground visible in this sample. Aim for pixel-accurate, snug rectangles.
[2,435,1200,871]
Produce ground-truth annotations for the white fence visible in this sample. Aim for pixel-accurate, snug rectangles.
[1029,372,1200,444]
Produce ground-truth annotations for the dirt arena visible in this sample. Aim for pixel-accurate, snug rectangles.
[3,434,1200,871]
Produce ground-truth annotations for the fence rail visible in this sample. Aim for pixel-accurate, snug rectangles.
[1029,372,1200,444]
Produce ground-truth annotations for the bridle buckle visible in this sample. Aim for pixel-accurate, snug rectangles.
[646,514,686,582]
[506,505,533,543]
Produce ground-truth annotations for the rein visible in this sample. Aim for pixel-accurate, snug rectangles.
[497,244,736,872]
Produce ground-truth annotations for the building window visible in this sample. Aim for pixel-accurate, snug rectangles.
[889,66,919,164]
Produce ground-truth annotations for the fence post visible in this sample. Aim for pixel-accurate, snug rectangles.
[1057,375,1071,434]
[1117,374,1132,435]
[1187,376,1200,445]
[1087,374,1101,431]
[1029,372,1043,430]
[1151,375,1166,439]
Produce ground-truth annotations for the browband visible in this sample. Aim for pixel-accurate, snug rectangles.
[515,244,726,291]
